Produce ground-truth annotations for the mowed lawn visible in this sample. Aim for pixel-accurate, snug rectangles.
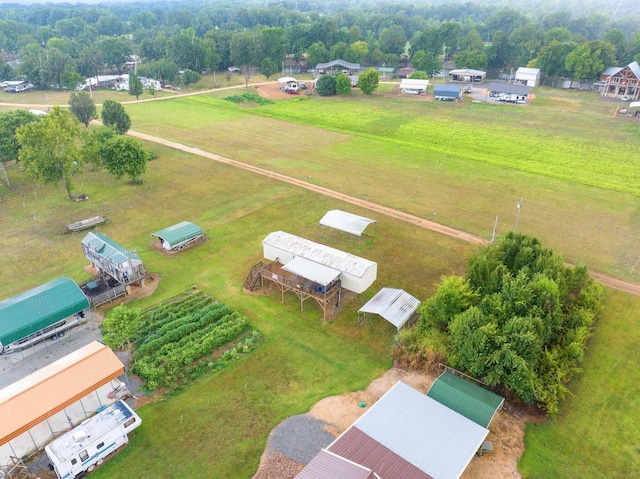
[124,89,640,284]
[1,143,472,478]
[1,85,638,478]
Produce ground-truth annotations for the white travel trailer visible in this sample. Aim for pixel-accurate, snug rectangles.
[45,400,141,479]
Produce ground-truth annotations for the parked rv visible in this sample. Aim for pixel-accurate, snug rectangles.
[46,400,141,479]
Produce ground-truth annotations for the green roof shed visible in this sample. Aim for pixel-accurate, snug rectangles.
[151,221,204,251]
[0,277,89,348]
[426,371,504,428]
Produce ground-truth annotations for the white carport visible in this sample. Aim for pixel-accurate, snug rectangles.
[358,287,420,329]
[283,257,340,287]
[627,101,640,118]
[320,210,377,247]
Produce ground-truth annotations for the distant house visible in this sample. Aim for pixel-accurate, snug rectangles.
[314,60,360,76]
[3,80,33,93]
[449,69,486,83]
[397,67,415,79]
[434,84,462,101]
[515,67,541,86]
[400,78,429,95]
[597,60,640,100]
[484,82,531,104]
[378,67,395,79]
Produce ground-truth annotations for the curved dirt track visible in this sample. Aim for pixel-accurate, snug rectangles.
[128,129,640,297]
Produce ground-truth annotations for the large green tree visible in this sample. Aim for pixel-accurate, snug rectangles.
[0,110,40,164]
[101,135,149,184]
[181,69,201,89]
[101,100,131,134]
[411,50,441,75]
[69,91,97,127]
[315,74,336,96]
[15,107,85,200]
[335,72,351,95]
[405,232,603,415]
[358,67,379,95]
[128,72,144,99]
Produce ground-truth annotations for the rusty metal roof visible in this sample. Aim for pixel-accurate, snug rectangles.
[295,449,377,479]
[0,341,124,444]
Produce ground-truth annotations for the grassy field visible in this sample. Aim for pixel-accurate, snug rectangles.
[1,84,639,478]
[123,89,640,283]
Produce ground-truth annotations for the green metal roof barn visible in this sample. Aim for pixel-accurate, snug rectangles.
[0,277,89,349]
[427,371,504,428]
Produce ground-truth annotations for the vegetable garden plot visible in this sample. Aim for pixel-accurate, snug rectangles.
[103,291,261,390]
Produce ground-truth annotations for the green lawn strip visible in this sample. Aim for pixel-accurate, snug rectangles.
[519,289,640,479]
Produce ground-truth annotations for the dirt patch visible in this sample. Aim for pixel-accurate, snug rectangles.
[254,82,308,100]
[253,367,538,479]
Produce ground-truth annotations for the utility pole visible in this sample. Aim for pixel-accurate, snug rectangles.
[490,215,498,244]
[514,196,524,232]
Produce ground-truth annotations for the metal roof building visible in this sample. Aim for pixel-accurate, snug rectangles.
[295,449,378,479]
[449,69,486,82]
[0,341,126,464]
[262,231,377,294]
[319,210,377,246]
[81,232,145,285]
[427,371,504,428]
[400,79,429,94]
[515,67,541,86]
[358,288,420,329]
[0,277,89,351]
[434,85,462,101]
[310,381,489,479]
[151,221,204,251]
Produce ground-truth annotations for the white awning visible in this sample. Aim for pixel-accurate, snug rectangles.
[278,76,297,84]
[359,288,420,329]
[283,257,340,286]
[629,101,640,109]
[320,210,377,237]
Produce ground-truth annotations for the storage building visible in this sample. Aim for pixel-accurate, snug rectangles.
[262,231,377,294]
[151,221,205,252]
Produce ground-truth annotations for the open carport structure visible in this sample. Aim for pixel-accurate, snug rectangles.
[0,341,126,466]
[357,287,420,330]
[0,277,89,354]
[319,210,377,247]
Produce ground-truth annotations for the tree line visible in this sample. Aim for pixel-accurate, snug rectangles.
[0,96,151,198]
[0,0,639,89]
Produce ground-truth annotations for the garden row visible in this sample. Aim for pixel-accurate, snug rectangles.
[102,290,261,390]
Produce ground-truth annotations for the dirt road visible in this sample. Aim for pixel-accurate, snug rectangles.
[127,129,640,297]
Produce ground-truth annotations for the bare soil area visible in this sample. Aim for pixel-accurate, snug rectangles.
[253,367,538,479]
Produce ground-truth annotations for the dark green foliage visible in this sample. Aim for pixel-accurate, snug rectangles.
[181,69,201,89]
[260,58,278,79]
[404,232,603,415]
[101,134,148,183]
[224,91,273,105]
[408,70,429,80]
[101,100,131,134]
[128,72,144,99]
[315,74,336,96]
[102,291,256,390]
[358,68,379,95]
[335,72,352,95]
[0,110,40,163]
[69,91,97,127]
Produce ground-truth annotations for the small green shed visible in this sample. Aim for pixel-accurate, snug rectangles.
[151,221,204,251]
[427,371,504,428]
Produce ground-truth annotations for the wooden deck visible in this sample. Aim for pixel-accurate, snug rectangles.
[67,216,108,232]
[256,262,343,321]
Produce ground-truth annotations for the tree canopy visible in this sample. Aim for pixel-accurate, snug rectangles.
[101,100,131,134]
[69,91,97,127]
[358,67,379,94]
[15,106,85,199]
[101,134,149,184]
[0,110,40,164]
[397,232,603,415]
